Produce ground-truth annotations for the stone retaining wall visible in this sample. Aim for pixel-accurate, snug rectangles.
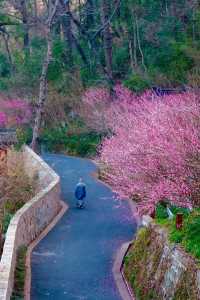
[124,215,200,300]
[0,146,61,300]
[148,221,200,299]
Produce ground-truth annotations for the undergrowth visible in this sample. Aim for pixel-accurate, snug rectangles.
[124,228,161,300]
[0,150,36,253]
[155,204,200,259]
[40,126,101,157]
[11,246,27,300]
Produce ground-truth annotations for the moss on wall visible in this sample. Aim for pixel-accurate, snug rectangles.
[124,227,163,300]
[11,246,27,300]
[124,225,200,300]
[173,265,198,300]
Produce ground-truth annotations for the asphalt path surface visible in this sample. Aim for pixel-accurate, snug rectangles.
[31,154,136,300]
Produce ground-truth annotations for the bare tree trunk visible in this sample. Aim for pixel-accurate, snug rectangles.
[60,0,73,66]
[133,16,138,67]
[100,0,114,89]
[2,33,13,69]
[11,1,30,49]
[135,15,147,73]
[31,0,59,151]
[31,29,52,151]
[0,28,13,70]
[129,40,134,72]
[85,0,94,31]
[192,8,196,42]
[33,0,38,21]
[165,0,169,15]
[20,0,30,51]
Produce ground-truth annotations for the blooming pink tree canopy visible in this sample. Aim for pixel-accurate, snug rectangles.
[82,86,200,215]
[0,97,31,128]
[80,85,136,133]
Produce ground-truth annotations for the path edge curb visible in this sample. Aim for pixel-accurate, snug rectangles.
[24,200,68,300]
[113,241,136,300]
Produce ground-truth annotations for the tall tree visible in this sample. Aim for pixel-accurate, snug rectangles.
[100,0,113,87]
[31,0,60,151]
[60,0,73,67]
[10,0,30,50]
[20,0,29,50]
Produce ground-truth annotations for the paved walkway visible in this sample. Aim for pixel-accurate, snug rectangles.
[31,154,136,300]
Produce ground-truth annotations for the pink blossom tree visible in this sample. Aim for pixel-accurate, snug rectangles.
[95,89,200,215]
[80,87,111,133]
[0,98,31,128]
[80,84,137,133]
[0,112,7,126]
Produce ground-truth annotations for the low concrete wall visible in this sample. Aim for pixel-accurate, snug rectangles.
[0,146,61,300]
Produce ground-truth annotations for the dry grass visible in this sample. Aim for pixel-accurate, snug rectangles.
[4,150,36,213]
[0,150,37,254]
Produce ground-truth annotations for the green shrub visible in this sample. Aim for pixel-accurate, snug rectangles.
[170,205,190,217]
[6,37,45,90]
[0,78,8,91]
[0,53,11,77]
[40,126,68,152]
[113,46,129,77]
[182,214,200,258]
[47,40,66,81]
[156,203,189,221]
[80,67,99,87]
[15,127,33,150]
[40,126,101,157]
[65,132,101,157]
[123,73,150,93]
[156,203,168,219]
[169,226,185,243]
[2,212,13,234]
[156,206,200,259]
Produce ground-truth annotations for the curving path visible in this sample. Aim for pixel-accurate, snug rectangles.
[31,154,137,300]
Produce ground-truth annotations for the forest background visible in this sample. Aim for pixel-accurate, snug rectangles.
[1,1,200,154]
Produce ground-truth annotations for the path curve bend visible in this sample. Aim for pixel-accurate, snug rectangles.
[31,154,136,300]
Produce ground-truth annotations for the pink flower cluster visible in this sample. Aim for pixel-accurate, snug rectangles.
[83,85,200,215]
[0,112,7,126]
[81,85,136,133]
[0,98,31,127]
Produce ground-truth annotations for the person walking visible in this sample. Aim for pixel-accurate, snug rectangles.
[75,178,87,208]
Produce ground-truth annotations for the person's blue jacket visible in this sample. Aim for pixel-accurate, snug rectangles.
[75,183,86,200]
